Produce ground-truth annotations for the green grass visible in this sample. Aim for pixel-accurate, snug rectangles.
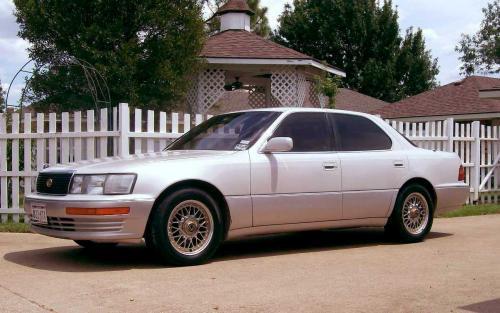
[439,204,500,218]
[0,222,31,233]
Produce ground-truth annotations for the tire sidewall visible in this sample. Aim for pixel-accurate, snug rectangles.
[150,188,223,266]
[390,184,434,242]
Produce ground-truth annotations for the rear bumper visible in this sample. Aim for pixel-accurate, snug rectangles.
[24,193,155,241]
[435,183,469,214]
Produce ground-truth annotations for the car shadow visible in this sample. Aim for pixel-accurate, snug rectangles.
[460,298,500,313]
[3,228,452,273]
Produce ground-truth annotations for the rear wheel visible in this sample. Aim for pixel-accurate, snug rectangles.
[74,240,118,249]
[148,188,223,266]
[385,184,434,243]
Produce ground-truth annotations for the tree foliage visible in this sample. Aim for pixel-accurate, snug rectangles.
[14,0,206,112]
[313,74,340,108]
[456,0,499,75]
[272,0,439,102]
[204,0,271,37]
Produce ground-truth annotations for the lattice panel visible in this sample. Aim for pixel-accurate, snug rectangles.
[298,79,308,107]
[248,85,282,108]
[186,78,199,111]
[197,69,226,113]
[318,94,329,108]
[271,68,307,107]
[308,81,320,107]
[248,86,267,108]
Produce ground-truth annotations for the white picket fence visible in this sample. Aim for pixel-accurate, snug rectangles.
[0,103,211,223]
[0,103,499,223]
[385,118,500,204]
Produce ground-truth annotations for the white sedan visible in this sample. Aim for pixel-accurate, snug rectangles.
[25,108,469,266]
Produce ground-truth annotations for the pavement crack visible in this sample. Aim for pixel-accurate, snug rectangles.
[0,283,58,312]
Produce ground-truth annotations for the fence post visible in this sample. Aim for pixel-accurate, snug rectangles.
[0,114,7,222]
[471,121,481,202]
[118,103,130,158]
[446,118,454,152]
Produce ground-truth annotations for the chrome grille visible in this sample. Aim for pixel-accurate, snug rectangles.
[36,172,74,195]
[33,217,125,232]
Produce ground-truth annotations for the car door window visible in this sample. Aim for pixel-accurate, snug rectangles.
[331,113,392,151]
[272,112,332,152]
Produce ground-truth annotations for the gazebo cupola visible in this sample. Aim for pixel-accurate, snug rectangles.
[218,0,253,31]
[188,0,346,114]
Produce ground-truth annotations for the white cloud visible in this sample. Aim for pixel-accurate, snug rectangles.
[422,28,440,40]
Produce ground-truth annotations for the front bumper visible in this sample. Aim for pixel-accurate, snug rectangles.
[24,193,156,241]
[435,183,469,214]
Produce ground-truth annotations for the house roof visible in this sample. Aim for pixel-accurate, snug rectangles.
[335,88,389,113]
[217,0,254,15]
[375,76,500,118]
[201,29,313,60]
[200,30,346,76]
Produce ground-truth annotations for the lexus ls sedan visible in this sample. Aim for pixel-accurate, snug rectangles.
[25,108,469,266]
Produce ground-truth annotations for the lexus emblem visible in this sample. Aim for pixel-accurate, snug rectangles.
[46,178,54,188]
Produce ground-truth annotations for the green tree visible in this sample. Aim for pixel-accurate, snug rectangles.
[394,28,439,100]
[204,0,271,37]
[273,0,438,102]
[456,0,499,75]
[14,0,206,112]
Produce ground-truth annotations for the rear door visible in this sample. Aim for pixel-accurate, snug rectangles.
[329,113,408,219]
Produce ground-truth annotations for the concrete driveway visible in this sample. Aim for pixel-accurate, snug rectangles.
[0,215,499,313]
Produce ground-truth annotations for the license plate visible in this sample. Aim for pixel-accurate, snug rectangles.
[31,204,48,225]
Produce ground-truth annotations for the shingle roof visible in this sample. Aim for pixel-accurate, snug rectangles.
[217,0,254,15]
[201,29,312,60]
[335,88,389,113]
[375,76,500,118]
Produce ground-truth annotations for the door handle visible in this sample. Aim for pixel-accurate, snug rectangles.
[393,160,405,168]
[323,162,338,170]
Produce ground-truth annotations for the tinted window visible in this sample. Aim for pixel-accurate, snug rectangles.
[331,114,392,151]
[272,112,331,152]
[168,111,281,151]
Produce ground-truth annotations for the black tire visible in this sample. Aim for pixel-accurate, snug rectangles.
[148,188,224,266]
[74,240,118,249]
[385,184,434,243]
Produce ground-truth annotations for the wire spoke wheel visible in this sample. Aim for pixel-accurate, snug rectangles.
[167,200,214,256]
[402,192,430,235]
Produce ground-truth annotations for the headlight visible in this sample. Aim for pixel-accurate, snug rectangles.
[70,174,136,195]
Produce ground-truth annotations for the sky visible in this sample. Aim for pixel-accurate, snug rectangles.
[0,0,495,107]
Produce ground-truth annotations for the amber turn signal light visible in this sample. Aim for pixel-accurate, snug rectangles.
[458,165,465,182]
[66,207,130,215]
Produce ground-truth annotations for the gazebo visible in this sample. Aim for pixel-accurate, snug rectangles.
[188,0,345,114]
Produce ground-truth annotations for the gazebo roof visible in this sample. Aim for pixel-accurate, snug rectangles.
[217,0,254,15]
[201,30,345,76]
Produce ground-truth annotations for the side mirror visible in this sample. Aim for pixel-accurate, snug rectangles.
[262,137,293,153]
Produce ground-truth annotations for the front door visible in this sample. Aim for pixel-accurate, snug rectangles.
[250,112,342,226]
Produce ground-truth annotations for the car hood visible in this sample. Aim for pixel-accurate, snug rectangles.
[43,150,238,174]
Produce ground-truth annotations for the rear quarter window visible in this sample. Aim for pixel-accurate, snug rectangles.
[331,114,392,151]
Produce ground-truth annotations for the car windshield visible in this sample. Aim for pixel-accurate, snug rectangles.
[167,111,281,151]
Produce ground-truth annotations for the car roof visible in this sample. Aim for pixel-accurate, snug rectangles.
[226,107,378,119]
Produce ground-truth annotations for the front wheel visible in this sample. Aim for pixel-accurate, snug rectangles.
[148,188,223,266]
[385,184,434,243]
